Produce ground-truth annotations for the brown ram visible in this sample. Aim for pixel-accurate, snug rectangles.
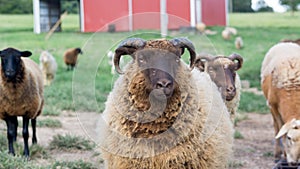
[194,53,243,122]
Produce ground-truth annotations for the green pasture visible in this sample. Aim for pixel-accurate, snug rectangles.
[0,12,299,115]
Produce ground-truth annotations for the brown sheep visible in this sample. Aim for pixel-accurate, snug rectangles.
[261,42,300,164]
[194,53,243,122]
[0,48,44,157]
[63,48,82,70]
[235,36,243,50]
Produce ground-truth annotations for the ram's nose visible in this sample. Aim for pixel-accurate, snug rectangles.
[5,69,16,79]
[155,79,174,98]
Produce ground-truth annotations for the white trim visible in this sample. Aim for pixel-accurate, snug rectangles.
[190,0,196,27]
[160,0,167,37]
[225,0,228,26]
[80,0,85,32]
[128,0,133,31]
[33,0,40,34]
[196,0,201,24]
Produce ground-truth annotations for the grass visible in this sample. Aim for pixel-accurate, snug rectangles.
[29,144,49,159]
[239,92,269,113]
[234,130,244,139]
[49,134,95,151]
[0,133,7,151]
[229,12,300,28]
[263,151,274,157]
[1,12,298,114]
[48,160,97,169]
[0,11,298,168]
[37,118,62,128]
[0,151,40,169]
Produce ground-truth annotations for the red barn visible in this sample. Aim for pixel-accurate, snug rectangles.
[33,0,228,33]
[80,0,228,32]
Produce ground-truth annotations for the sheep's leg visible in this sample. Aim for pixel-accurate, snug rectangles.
[12,116,18,141]
[31,118,37,144]
[5,116,17,156]
[48,74,54,85]
[271,107,283,162]
[22,116,30,157]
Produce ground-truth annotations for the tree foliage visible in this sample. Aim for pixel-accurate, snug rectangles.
[0,0,33,14]
[232,0,254,13]
[0,0,79,14]
[254,0,274,12]
[61,0,79,14]
[280,0,300,12]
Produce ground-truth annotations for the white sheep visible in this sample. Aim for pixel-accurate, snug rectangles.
[196,22,206,32]
[226,27,238,35]
[107,50,115,75]
[222,27,238,40]
[261,42,300,164]
[99,38,233,168]
[39,51,57,86]
[235,36,243,50]
[0,47,44,157]
[222,29,231,40]
[194,53,243,123]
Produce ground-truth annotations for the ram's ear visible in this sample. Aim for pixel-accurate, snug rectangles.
[194,55,212,72]
[275,119,296,139]
[194,58,206,72]
[21,51,32,57]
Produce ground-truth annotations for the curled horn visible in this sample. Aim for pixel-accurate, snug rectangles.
[228,53,243,70]
[114,38,146,74]
[169,38,196,69]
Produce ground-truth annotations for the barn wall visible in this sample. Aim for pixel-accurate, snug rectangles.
[167,0,190,29]
[83,0,129,32]
[201,0,226,26]
[82,0,226,32]
[132,0,160,30]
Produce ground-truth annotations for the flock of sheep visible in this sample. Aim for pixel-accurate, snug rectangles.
[1,34,300,168]
[39,47,82,85]
[196,23,244,50]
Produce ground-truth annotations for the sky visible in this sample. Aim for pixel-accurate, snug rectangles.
[252,0,286,12]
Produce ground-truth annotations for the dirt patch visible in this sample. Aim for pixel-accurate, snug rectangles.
[231,113,276,169]
[0,111,280,168]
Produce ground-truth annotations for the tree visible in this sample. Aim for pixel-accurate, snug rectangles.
[280,0,300,15]
[61,0,79,14]
[255,0,274,12]
[0,0,33,14]
[232,0,254,13]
